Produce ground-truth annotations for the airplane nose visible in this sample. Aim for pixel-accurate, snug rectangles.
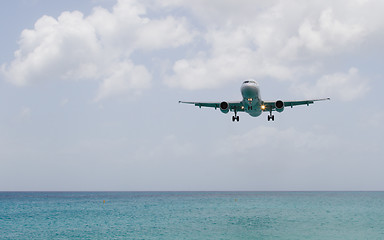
[241,85,254,98]
[241,83,259,100]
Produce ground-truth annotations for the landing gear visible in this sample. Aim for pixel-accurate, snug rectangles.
[268,110,274,121]
[232,109,239,122]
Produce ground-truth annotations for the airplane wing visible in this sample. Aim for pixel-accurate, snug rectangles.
[263,98,330,111]
[179,101,245,112]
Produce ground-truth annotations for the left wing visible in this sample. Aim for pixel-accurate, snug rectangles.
[263,98,330,111]
[179,101,245,112]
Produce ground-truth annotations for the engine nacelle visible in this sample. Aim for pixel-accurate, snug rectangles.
[275,100,284,112]
[220,101,229,114]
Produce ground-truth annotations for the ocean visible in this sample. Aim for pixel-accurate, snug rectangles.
[1,192,384,239]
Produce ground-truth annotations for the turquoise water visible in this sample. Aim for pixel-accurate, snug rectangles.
[1,192,384,239]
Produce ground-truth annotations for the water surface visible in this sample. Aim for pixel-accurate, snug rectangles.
[1,192,384,239]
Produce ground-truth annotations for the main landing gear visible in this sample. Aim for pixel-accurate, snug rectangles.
[268,110,275,121]
[232,109,239,122]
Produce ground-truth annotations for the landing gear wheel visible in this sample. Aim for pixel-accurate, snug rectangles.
[232,108,239,122]
[268,109,275,121]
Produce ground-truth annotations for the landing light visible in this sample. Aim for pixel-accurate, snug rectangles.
[248,98,253,102]
[261,105,266,110]
[241,106,244,110]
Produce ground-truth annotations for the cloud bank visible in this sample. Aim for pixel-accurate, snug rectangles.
[164,0,384,101]
[1,0,194,101]
[2,0,384,102]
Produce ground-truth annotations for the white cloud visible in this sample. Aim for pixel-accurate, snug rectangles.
[164,0,382,91]
[4,11,102,86]
[87,0,195,52]
[294,9,365,55]
[164,25,296,90]
[135,16,195,50]
[295,68,370,101]
[1,0,194,101]
[95,61,151,101]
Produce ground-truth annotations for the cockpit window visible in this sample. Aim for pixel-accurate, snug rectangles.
[244,80,255,84]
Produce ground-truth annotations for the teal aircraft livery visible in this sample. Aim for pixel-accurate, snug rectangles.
[179,79,330,122]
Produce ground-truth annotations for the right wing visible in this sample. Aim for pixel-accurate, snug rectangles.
[179,101,245,112]
[263,98,330,111]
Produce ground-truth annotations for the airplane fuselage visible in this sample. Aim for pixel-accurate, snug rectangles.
[240,80,263,117]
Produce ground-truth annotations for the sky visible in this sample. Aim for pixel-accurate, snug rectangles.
[0,0,383,191]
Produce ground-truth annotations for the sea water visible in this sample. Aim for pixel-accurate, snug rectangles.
[1,192,384,239]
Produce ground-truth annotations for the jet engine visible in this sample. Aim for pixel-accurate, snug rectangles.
[275,100,284,112]
[220,101,229,113]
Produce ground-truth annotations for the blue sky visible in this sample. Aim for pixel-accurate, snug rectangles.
[0,0,383,191]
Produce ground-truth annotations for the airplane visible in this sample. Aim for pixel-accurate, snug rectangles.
[179,79,330,122]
